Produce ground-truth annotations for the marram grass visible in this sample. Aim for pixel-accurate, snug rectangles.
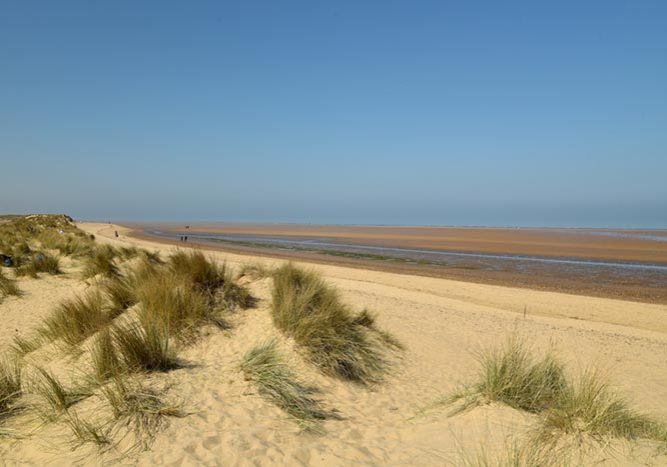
[270,263,398,384]
[241,340,330,427]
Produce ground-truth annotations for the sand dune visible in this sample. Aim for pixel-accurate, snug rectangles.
[1,222,666,465]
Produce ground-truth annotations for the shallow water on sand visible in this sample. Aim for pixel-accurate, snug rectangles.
[147,230,667,292]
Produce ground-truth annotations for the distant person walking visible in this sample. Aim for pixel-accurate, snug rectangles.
[114,230,119,238]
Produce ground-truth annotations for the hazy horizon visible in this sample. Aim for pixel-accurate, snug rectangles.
[2,2,666,229]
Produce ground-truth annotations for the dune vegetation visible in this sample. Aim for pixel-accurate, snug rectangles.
[241,340,331,429]
[271,263,398,384]
[445,337,667,458]
[0,215,255,454]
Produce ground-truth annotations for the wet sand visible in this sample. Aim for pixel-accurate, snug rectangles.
[128,223,667,304]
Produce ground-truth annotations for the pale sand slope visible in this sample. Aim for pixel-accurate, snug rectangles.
[0,222,665,466]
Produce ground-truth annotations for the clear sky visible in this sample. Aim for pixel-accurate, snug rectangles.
[1,1,666,227]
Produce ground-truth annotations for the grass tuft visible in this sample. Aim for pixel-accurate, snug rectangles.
[82,245,120,279]
[241,341,330,427]
[91,328,124,381]
[10,334,42,357]
[40,291,112,347]
[0,359,22,415]
[101,275,137,318]
[0,269,21,300]
[112,320,180,372]
[450,338,567,414]
[271,264,397,384]
[135,270,211,338]
[14,253,61,277]
[101,376,184,442]
[538,368,667,444]
[237,262,272,280]
[169,250,225,293]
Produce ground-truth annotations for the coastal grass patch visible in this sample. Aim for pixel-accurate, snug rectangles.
[101,274,137,318]
[237,262,273,280]
[14,253,61,278]
[135,270,212,338]
[82,245,121,279]
[0,359,22,416]
[457,437,567,467]
[168,250,252,310]
[270,263,397,384]
[91,328,124,382]
[39,290,112,347]
[537,368,667,445]
[112,320,180,373]
[446,337,667,452]
[168,250,226,293]
[449,337,567,414]
[101,375,184,442]
[241,340,330,427]
[10,334,43,357]
[0,269,21,300]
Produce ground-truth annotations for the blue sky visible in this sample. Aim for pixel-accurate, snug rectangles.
[1,1,666,227]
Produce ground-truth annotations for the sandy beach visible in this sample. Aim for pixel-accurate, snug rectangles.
[2,221,665,465]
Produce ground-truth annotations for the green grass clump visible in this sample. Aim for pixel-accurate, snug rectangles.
[271,264,396,384]
[112,320,179,372]
[40,291,112,347]
[538,368,667,444]
[241,341,330,427]
[0,360,22,415]
[34,368,92,419]
[101,376,184,442]
[450,338,567,414]
[82,245,120,279]
[0,269,21,300]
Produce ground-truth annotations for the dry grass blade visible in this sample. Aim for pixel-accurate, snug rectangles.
[66,411,111,448]
[241,341,331,427]
[34,368,92,419]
